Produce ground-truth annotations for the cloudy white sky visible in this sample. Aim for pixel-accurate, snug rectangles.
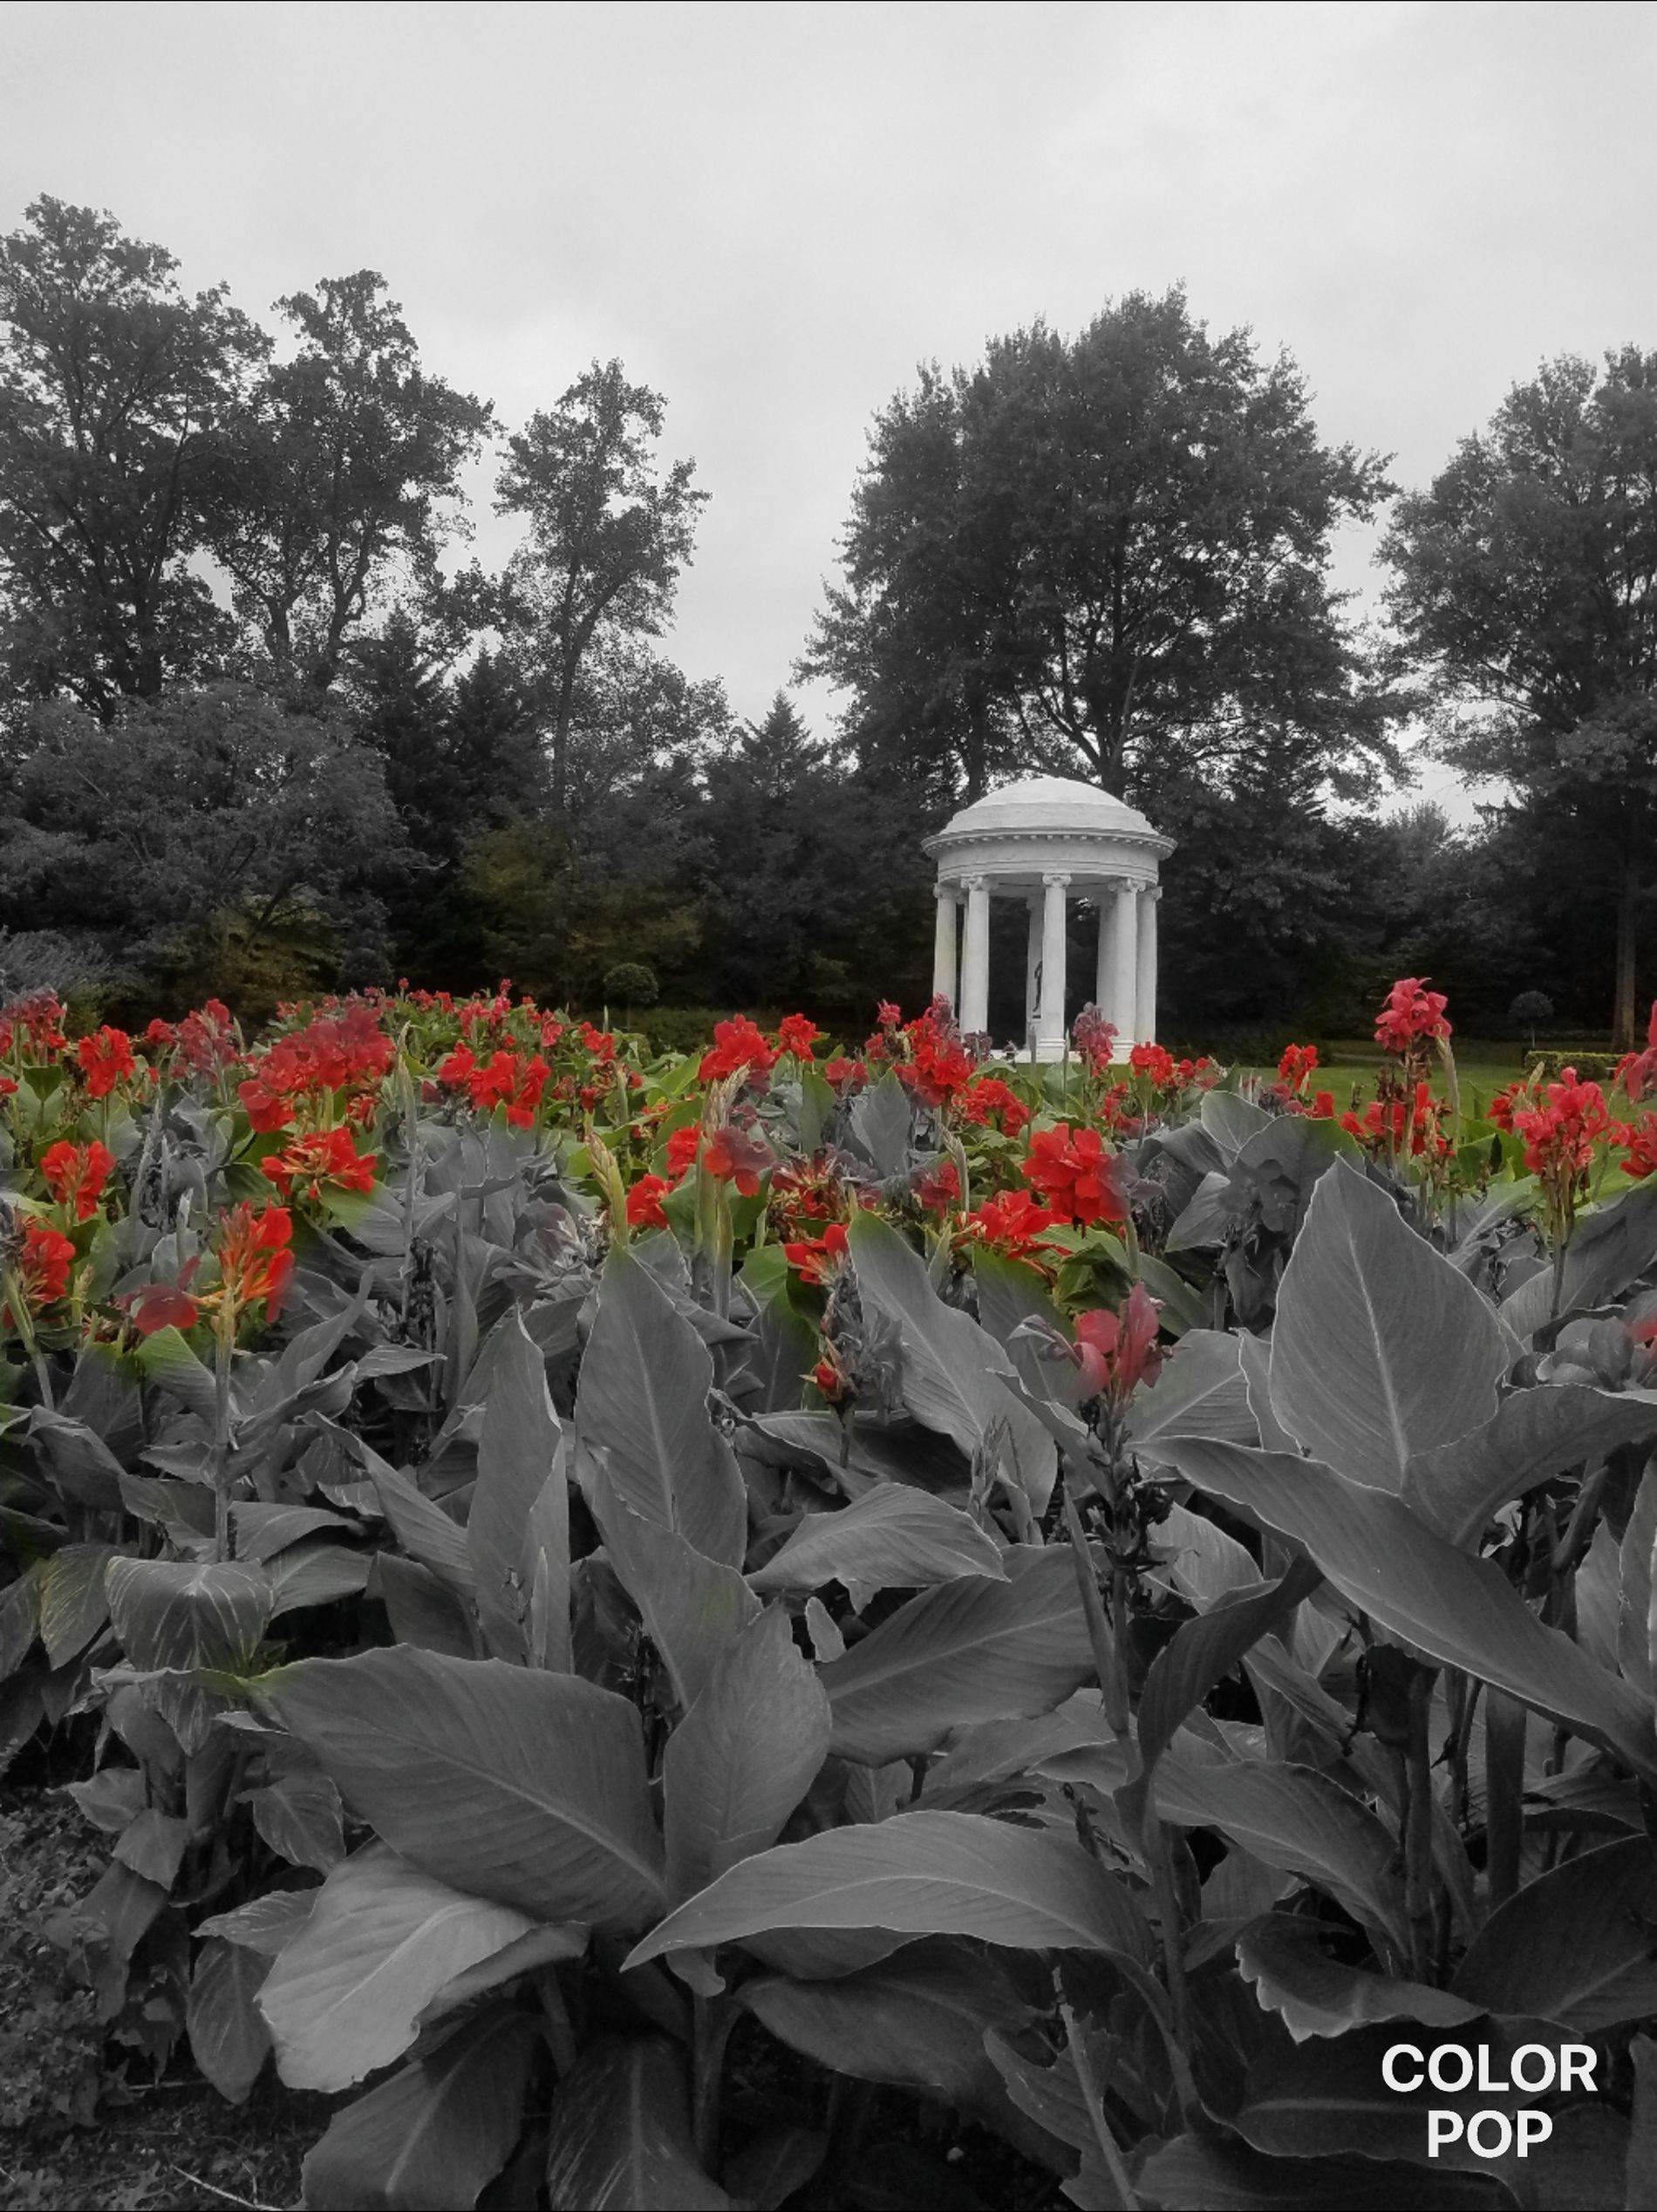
[5,0,1654,813]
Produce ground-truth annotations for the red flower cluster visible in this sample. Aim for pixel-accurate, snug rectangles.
[1278,1044,1319,1094]
[40,1139,116,1222]
[1021,1123,1127,1226]
[77,1027,136,1099]
[436,1045,551,1126]
[776,1014,821,1059]
[783,1222,849,1283]
[262,1126,378,1202]
[0,992,69,1060]
[1374,977,1451,1056]
[968,1188,1062,1260]
[1511,1069,1612,1182]
[1072,1283,1163,1402]
[1615,1003,1657,1105]
[212,1202,294,1324]
[625,1174,674,1232]
[148,998,242,1078]
[704,1121,775,1195]
[898,1016,975,1110]
[241,1002,395,1130]
[1340,1084,1450,1160]
[1619,1115,1657,1181]
[3,1215,77,1328]
[699,1018,776,1084]
[912,1159,961,1215]
[1072,1005,1118,1073]
[959,1077,1031,1139]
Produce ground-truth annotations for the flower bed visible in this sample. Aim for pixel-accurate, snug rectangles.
[4,978,1657,2207]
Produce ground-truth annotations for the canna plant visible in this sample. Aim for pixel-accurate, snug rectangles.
[7,977,1657,2204]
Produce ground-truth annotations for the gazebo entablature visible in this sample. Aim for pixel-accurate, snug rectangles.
[922,776,1174,1061]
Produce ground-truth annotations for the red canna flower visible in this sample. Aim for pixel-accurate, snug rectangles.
[968,1188,1062,1259]
[123,1281,202,1337]
[665,1126,702,1180]
[776,1014,821,1059]
[783,1222,850,1284]
[1072,1005,1119,1073]
[1615,1003,1657,1105]
[3,1215,77,1329]
[1073,1283,1164,1402]
[911,1159,961,1215]
[959,1077,1030,1139]
[1020,1123,1127,1227]
[1512,1070,1612,1182]
[77,1026,136,1099]
[1129,1042,1176,1089]
[39,1138,116,1222]
[1278,1044,1319,1094]
[699,1018,776,1084]
[703,1121,775,1196]
[824,1058,866,1094]
[1374,977,1450,1056]
[626,1174,673,1232]
[262,1125,378,1202]
[1619,1114,1657,1181]
[209,1203,294,1325]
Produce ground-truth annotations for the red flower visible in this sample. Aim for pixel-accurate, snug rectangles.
[1020,1123,1127,1227]
[812,1351,853,1404]
[776,1014,821,1059]
[3,1216,77,1328]
[1512,1070,1612,1182]
[969,1188,1062,1259]
[625,1174,673,1232]
[123,1281,201,1337]
[699,1018,776,1084]
[436,1043,478,1088]
[703,1122,775,1195]
[1129,1042,1176,1090]
[959,1078,1030,1139]
[210,1203,294,1324]
[1278,1044,1319,1094]
[1072,1005,1118,1072]
[911,1159,961,1215]
[1374,977,1450,1056]
[39,1138,116,1222]
[824,1058,866,1094]
[1615,1003,1657,1105]
[1309,1090,1336,1120]
[1073,1283,1163,1402]
[262,1125,378,1202]
[665,1126,702,1180]
[1619,1114,1657,1181]
[876,1001,903,1031]
[783,1222,849,1283]
[0,992,68,1059]
[461,1050,549,1126]
[77,1026,136,1099]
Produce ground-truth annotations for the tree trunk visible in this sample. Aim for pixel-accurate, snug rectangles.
[1614,826,1640,1052]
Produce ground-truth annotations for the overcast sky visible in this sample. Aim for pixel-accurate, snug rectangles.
[5,0,1654,814]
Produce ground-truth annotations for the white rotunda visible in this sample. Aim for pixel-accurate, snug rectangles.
[924,775,1173,1059]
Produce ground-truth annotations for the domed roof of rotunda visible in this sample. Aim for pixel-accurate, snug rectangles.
[935,774,1157,842]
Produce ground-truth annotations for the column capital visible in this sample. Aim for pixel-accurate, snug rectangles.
[1041,869,1072,889]
[933,880,962,903]
[1140,881,1163,902]
[960,871,988,892]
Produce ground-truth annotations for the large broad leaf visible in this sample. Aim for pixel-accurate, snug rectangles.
[819,1547,1094,1765]
[368,1461,476,1603]
[262,1648,666,1928]
[747,1487,1006,1596]
[1152,1437,1657,1780]
[543,2035,731,2210]
[1402,1383,1657,1547]
[1269,1161,1510,1490]
[38,1542,116,1666]
[105,1555,274,1671]
[741,1938,1035,2107]
[1452,1836,1657,2030]
[1139,2135,1511,2209]
[259,1843,578,2092]
[302,2006,540,2212]
[1125,1330,1258,1450]
[1116,1559,1321,1836]
[847,1211,1057,1511]
[1151,1753,1408,1954]
[187,1938,271,2106]
[625,1809,1153,1970]
[1201,1089,1274,1158]
[848,1068,915,1178]
[470,1311,566,1666]
[246,1770,344,1872]
[1238,1914,1485,2043]
[1500,1181,1657,1340]
[577,1246,747,1567]
[594,1478,759,1712]
[663,1607,831,1899]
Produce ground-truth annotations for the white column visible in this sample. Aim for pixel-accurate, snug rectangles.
[1135,884,1160,1045]
[1110,878,1138,1046]
[959,874,991,1036]
[1023,898,1042,1052]
[931,883,959,1011]
[1036,871,1070,1061]
[1094,890,1116,1031]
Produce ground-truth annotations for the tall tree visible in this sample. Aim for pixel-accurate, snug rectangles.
[804,289,1396,810]
[0,197,265,715]
[494,360,707,812]
[1382,349,1657,1047]
[204,273,494,696]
